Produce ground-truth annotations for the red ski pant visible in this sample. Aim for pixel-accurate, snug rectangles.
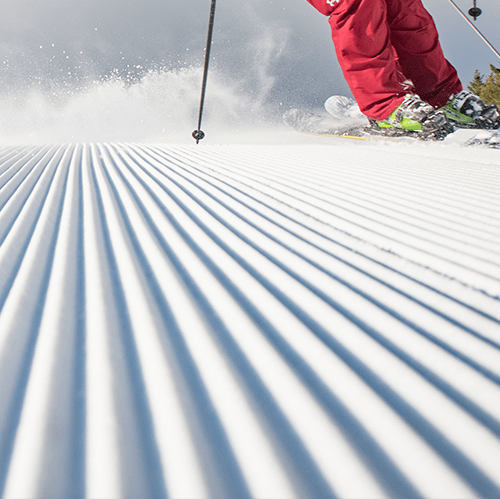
[306,0,462,119]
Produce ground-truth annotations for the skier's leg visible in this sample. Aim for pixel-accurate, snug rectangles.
[386,0,462,108]
[326,0,410,120]
[307,0,454,133]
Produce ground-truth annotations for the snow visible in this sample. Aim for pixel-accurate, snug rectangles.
[0,134,499,498]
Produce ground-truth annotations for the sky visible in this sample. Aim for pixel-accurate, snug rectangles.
[0,0,499,141]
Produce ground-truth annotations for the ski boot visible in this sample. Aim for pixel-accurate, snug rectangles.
[440,90,500,129]
[368,94,454,140]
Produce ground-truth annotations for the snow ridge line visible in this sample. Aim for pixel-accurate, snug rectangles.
[166,145,500,292]
[0,143,499,499]
[143,144,500,312]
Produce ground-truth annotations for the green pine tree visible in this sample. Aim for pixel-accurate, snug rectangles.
[467,69,484,95]
[481,65,500,106]
[468,65,500,107]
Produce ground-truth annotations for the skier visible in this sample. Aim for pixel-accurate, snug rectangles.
[305,0,500,136]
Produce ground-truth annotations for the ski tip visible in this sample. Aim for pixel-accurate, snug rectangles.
[463,130,500,148]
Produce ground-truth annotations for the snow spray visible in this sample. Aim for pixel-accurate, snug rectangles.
[0,67,269,144]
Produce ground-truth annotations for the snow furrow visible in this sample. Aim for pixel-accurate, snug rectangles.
[132,146,500,373]
[162,147,500,291]
[140,145,500,320]
[198,149,500,245]
[205,146,500,211]
[0,143,499,499]
[157,145,500,298]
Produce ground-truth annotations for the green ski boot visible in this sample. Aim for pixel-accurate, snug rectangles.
[440,90,500,129]
[369,94,453,140]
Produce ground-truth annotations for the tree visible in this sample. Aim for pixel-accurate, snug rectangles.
[468,65,500,107]
[468,70,484,96]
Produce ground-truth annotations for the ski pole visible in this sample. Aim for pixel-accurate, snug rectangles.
[447,0,500,61]
[192,0,217,144]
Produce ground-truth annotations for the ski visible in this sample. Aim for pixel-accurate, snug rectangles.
[283,108,442,141]
[283,95,500,147]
